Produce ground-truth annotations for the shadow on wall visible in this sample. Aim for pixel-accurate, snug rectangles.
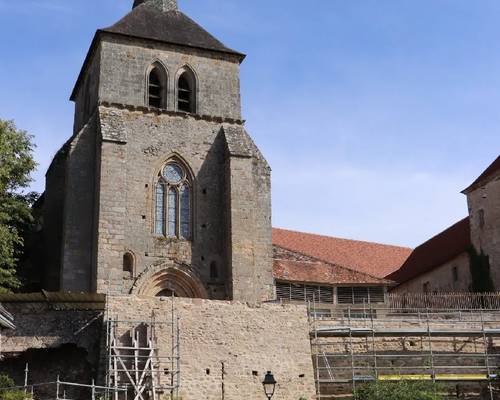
[189,129,228,300]
[0,344,94,399]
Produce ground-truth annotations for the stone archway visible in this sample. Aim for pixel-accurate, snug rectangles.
[131,262,208,298]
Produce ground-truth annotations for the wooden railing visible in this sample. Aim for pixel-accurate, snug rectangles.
[387,292,500,310]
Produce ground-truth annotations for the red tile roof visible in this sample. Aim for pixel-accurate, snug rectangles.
[387,217,471,285]
[273,258,390,286]
[273,245,390,285]
[272,228,412,279]
[463,156,500,193]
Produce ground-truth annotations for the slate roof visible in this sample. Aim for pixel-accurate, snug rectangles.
[387,218,471,285]
[272,228,412,279]
[71,3,244,100]
[463,156,500,193]
[101,3,244,59]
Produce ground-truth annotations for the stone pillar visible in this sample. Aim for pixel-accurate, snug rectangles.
[223,126,274,304]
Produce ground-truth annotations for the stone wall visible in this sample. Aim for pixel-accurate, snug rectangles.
[467,173,500,290]
[42,5,273,300]
[392,252,471,293]
[0,302,104,398]
[60,114,99,292]
[43,149,68,291]
[97,37,242,120]
[106,296,316,400]
[0,302,102,358]
[91,106,272,301]
[223,125,274,303]
[73,45,101,134]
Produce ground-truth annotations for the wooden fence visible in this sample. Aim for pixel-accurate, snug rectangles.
[387,292,500,310]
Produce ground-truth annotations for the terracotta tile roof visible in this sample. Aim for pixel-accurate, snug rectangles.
[463,156,500,193]
[273,245,390,285]
[272,228,412,279]
[273,257,390,286]
[387,217,471,285]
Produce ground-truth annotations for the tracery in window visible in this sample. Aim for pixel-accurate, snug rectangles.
[177,67,196,113]
[155,161,192,239]
[148,63,167,109]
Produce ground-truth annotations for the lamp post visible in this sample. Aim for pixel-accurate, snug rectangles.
[262,371,277,400]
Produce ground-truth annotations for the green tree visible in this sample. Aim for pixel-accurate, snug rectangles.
[354,380,443,400]
[0,374,27,400]
[468,246,495,293]
[0,119,37,293]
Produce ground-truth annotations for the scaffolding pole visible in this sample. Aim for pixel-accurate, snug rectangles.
[106,302,180,400]
[310,306,500,399]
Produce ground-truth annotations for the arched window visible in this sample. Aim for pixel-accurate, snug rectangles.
[123,252,135,277]
[155,161,192,239]
[177,68,196,113]
[148,64,167,109]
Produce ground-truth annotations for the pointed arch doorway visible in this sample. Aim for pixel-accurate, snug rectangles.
[131,262,208,299]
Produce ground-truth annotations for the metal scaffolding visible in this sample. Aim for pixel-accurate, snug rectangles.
[309,305,500,399]
[106,304,180,400]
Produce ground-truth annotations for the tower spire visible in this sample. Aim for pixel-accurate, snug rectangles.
[133,0,178,12]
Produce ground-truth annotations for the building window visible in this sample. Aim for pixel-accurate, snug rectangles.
[452,266,459,282]
[155,161,192,239]
[177,67,196,113]
[478,209,485,229]
[123,252,135,277]
[337,286,385,304]
[148,63,167,108]
[276,281,334,303]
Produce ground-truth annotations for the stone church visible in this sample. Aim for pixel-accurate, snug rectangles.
[3,3,500,399]
[42,0,274,303]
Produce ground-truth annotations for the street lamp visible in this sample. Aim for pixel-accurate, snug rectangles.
[262,371,277,400]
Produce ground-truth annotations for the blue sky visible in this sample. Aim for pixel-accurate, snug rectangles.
[0,0,499,248]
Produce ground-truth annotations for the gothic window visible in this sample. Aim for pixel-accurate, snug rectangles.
[177,67,196,113]
[155,161,192,239]
[148,64,167,109]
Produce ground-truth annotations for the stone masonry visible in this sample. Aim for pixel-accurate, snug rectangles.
[42,0,274,303]
[106,296,316,400]
[466,169,500,290]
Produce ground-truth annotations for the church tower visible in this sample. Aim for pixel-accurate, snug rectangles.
[42,0,273,303]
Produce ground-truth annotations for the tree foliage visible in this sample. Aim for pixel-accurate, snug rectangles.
[0,374,26,400]
[0,119,37,293]
[354,380,443,400]
[468,246,495,293]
